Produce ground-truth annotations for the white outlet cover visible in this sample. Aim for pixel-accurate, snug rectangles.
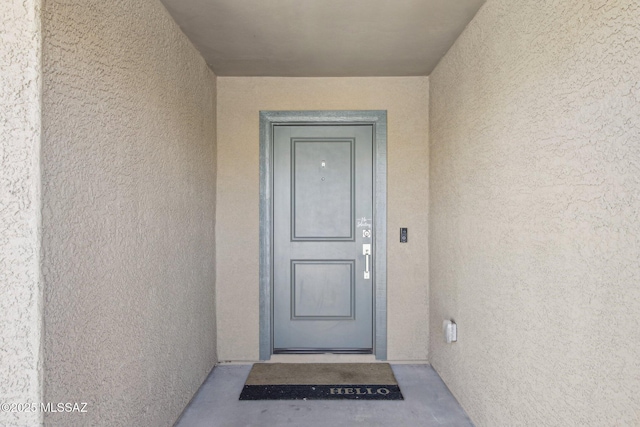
[443,320,457,343]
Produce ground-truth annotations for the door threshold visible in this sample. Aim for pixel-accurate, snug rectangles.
[268,354,378,364]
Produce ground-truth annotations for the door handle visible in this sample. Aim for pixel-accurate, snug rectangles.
[363,244,371,279]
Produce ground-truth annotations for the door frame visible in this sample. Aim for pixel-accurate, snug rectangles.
[259,110,388,360]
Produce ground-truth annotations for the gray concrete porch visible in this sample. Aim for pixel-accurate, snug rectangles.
[175,364,473,427]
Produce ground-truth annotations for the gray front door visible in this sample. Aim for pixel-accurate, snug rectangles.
[273,125,374,353]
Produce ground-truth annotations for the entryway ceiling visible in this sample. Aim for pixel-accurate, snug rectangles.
[160,0,485,77]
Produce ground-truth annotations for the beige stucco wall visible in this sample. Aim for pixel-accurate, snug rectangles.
[42,1,217,425]
[430,1,640,426]
[0,1,43,426]
[216,77,429,362]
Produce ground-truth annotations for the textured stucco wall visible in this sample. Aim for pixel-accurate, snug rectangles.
[216,77,429,362]
[0,1,43,426]
[42,1,217,426]
[430,1,640,426]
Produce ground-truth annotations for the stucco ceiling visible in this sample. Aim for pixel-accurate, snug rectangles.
[160,0,485,77]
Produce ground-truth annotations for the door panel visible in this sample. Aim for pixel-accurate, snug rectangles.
[273,125,374,352]
[291,139,354,240]
[292,260,355,319]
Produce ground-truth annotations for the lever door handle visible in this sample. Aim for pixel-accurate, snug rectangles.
[363,244,371,279]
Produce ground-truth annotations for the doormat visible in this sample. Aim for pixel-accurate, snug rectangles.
[239,363,403,400]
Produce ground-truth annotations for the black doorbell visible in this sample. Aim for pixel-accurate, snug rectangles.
[400,228,408,243]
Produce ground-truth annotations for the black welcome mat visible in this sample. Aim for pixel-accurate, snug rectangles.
[239,363,403,400]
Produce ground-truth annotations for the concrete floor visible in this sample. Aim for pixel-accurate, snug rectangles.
[175,364,474,427]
